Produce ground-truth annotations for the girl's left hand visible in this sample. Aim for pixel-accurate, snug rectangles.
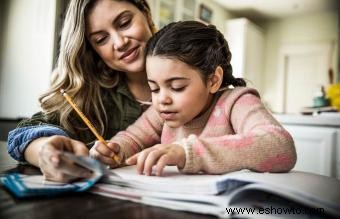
[125,144,185,176]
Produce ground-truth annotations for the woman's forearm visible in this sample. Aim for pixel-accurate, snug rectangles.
[24,137,49,167]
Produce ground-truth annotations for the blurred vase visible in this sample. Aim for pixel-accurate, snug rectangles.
[313,86,329,107]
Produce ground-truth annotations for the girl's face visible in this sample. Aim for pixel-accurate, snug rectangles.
[86,0,152,75]
[146,56,214,128]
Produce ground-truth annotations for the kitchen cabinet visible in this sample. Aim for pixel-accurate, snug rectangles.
[275,114,340,179]
[225,18,264,91]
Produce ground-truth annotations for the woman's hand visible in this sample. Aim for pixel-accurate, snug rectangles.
[89,141,122,168]
[26,135,91,183]
[125,144,186,176]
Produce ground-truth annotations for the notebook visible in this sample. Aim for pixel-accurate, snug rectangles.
[90,165,340,218]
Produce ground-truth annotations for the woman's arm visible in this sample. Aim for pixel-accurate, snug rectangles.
[24,136,56,167]
[7,124,68,161]
[7,112,91,182]
[7,110,69,162]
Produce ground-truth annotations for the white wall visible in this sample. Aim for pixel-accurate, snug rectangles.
[262,11,339,112]
[0,0,57,118]
[195,0,233,33]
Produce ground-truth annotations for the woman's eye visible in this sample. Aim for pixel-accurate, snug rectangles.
[95,36,108,45]
[119,19,132,28]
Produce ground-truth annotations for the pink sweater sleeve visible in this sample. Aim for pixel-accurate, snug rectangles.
[110,106,164,160]
[180,89,297,174]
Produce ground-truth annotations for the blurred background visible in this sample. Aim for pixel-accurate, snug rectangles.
[0,0,339,178]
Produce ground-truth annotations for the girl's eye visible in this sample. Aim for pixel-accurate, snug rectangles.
[172,86,185,92]
[150,88,160,93]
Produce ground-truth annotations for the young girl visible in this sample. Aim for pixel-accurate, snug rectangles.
[90,21,297,176]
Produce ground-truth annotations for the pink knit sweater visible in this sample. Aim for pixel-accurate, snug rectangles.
[111,87,296,174]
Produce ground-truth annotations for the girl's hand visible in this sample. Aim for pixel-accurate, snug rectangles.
[36,135,91,182]
[125,144,185,176]
[89,141,121,168]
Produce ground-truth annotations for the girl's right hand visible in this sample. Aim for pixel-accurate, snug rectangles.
[89,141,121,168]
[30,135,92,182]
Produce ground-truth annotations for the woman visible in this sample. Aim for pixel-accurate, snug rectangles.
[7,0,156,182]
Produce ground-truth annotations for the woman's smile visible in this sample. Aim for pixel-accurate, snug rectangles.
[120,46,139,63]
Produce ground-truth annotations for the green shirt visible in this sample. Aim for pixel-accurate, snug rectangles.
[17,79,144,146]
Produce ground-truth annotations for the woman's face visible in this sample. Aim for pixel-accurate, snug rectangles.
[86,0,152,75]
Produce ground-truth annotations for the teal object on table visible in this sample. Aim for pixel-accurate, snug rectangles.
[313,96,330,108]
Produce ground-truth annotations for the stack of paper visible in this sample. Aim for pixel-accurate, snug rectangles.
[2,154,340,218]
[91,166,340,218]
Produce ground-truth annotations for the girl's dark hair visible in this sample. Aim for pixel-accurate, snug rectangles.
[145,21,246,87]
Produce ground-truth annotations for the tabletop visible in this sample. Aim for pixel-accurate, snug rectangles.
[0,141,216,219]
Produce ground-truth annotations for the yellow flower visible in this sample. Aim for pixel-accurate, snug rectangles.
[327,83,340,98]
[327,83,340,110]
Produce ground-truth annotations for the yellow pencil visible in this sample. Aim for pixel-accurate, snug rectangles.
[61,89,120,164]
